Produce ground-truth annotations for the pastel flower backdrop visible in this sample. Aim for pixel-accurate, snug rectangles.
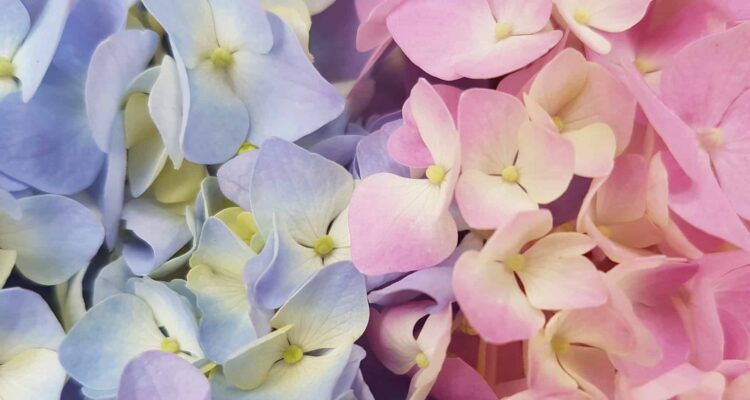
[1,0,750,398]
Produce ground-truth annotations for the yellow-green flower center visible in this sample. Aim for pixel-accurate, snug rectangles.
[160,337,180,353]
[283,344,304,364]
[574,9,590,25]
[633,58,656,75]
[698,127,723,150]
[415,352,429,369]
[551,336,570,355]
[237,141,257,154]
[506,253,525,272]
[501,165,519,183]
[552,116,565,132]
[0,58,15,78]
[313,235,335,257]
[210,47,234,68]
[426,165,447,185]
[494,22,513,41]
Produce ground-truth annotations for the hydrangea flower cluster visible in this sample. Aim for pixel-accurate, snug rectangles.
[1,0,750,399]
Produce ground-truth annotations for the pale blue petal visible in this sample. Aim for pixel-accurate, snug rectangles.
[149,55,185,168]
[331,345,368,400]
[0,288,63,361]
[231,14,344,145]
[86,29,158,151]
[367,266,454,312]
[0,188,21,219]
[194,177,225,235]
[250,138,353,242]
[0,71,105,194]
[127,278,204,358]
[191,217,254,275]
[355,120,409,178]
[51,0,128,78]
[250,219,323,310]
[0,0,30,57]
[118,351,210,400]
[209,0,272,54]
[121,198,192,275]
[181,62,250,164]
[217,151,256,211]
[223,325,291,390]
[0,171,28,192]
[91,115,126,249]
[141,0,216,68]
[59,294,163,391]
[0,348,66,400]
[309,134,363,168]
[0,195,104,285]
[92,257,135,305]
[272,262,368,350]
[216,345,353,400]
[188,218,258,362]
[12,0,68,101]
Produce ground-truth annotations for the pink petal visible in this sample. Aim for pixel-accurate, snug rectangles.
[660,23,750,131]
[526,332,579,395]
[555,0,652,32]
[557,346,616,399]
[355,0,404,51]
[489,0,554,33]
[367,302,428,374]
[713,90,750,220]
[483,209,553,261]
[519,252,608,310]
[594,154,648,224]
[459,88,526,171]
[430,357,496,400]
[453,250,544,344]
[349,173,458,274]
[409,79,460,167]
[561,124,616,178]
[453,30,562,79]
[386,0,494,80]
[516,121,575,203]
[388,83,462,168]
[455,169,538,230]
[409,305,453,400]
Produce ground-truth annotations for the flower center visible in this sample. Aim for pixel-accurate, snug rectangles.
[574,9,590,25]
[237,141,257,154]
[597,224,612,238]
[415,352,430,369]
[494,22,513,41]
[160,337,181,353]
[505,253,525,272]
[501,165,519,183]
[426,165,447,185]
[210,47,234,68]
[313,235,335,257]
[551,336,570,355]
[552,116,565,132]
[283,344,304,364]
[698,128,723,150]
[633,58,656,75]
[0,58,14,78]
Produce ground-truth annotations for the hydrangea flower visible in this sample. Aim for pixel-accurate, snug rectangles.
[59,278,204,396]
[453,210,608,344]
[0,288,66,400]
[215,262,369,400]
[349,78,460,274]
[0,192,103,285]
[0,0,69,101]
[142,0,344,163]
